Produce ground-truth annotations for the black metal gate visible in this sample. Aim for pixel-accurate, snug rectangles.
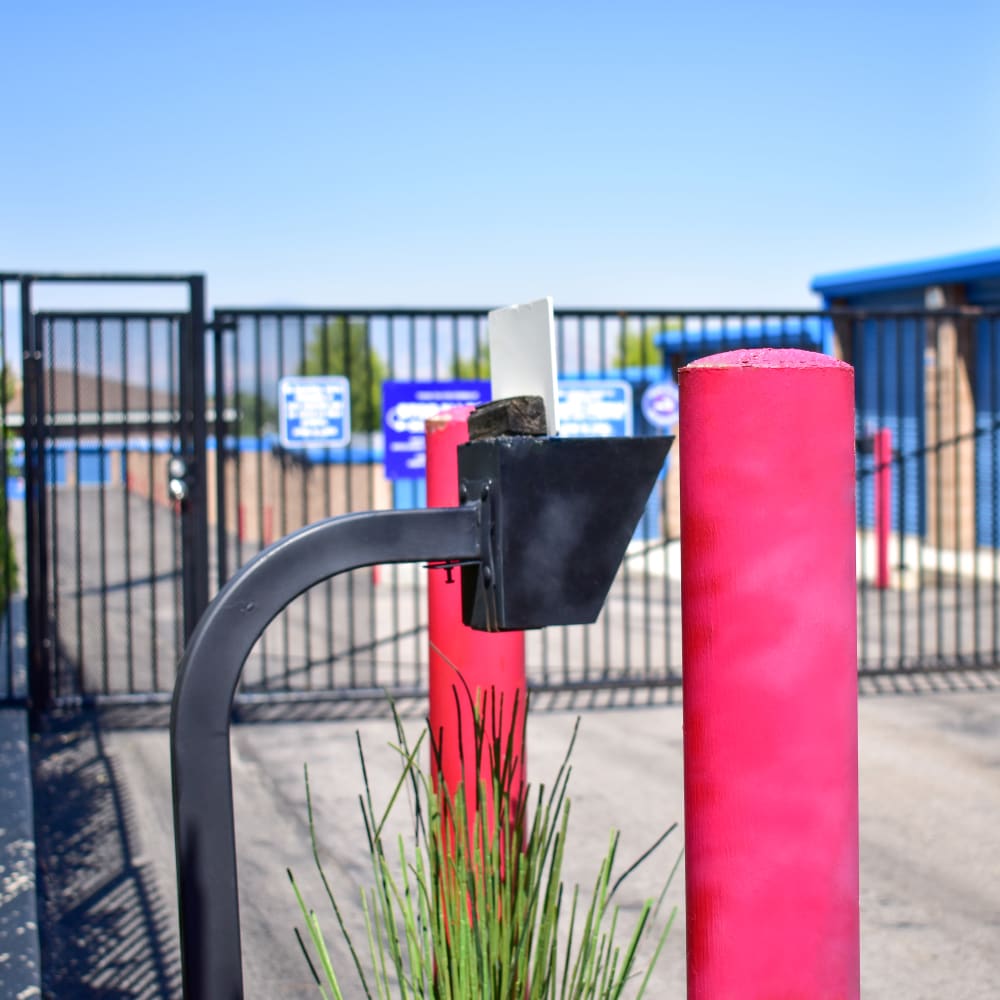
[3,276,998,714]
[2,274,210,711]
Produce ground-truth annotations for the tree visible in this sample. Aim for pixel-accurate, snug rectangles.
[450,346,490,380]
[231,392,278,437]
[300,318,389,432]
[612,323,667,370]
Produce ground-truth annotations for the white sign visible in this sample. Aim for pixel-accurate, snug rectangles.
[278,375,351,449]
[488,297,560,434]
[558,379,634,438]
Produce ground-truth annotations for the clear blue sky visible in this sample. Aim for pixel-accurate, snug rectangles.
[3,1,999,310]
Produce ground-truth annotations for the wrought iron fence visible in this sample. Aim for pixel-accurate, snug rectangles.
[845,308,1000,683]
[1,277,999,709]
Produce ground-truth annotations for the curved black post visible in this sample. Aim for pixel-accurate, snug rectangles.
[170,505,481,1000]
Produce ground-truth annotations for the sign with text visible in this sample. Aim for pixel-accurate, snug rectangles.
[640,377,679,430]
[278,375,351,449]
[382,380,491,479]
[557,379,634,438]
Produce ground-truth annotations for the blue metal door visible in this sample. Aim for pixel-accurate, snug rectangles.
[854,317,926,536]
[976,318,1000,548]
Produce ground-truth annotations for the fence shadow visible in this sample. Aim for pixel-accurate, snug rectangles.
[31,708,181,999]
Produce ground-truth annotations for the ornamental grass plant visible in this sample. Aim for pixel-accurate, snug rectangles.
[289,687,679,999]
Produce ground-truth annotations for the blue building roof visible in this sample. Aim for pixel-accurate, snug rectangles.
[811,247,1000,305]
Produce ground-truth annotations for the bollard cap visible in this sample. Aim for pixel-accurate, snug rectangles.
[681,348,852,371]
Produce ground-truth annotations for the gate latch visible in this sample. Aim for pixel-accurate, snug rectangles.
[167,455,191,502]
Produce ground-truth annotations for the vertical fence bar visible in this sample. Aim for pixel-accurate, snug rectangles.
[934,314,945,662]
[993,318,999,661]
[854,316,866,673]
[43,320,61,699]
[252,314,268,682]
[23,286,51,717]
[972,317,982,666]
[121,318,136,692]
[953,312,962,673]
[181,276,210,644]
[212,320,229,590]
[914,313,926,671]
[895,317,907,666]
[168,317,183,665]
[876,318,888,666]
[276,317,291,686]
[145,318,160,690]
[875,427,892,589]
[680,348,859,998]
[0,280,10,701]
[95,317,110,692]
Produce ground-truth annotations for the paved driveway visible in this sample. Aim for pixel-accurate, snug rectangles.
[30,683,1000,998]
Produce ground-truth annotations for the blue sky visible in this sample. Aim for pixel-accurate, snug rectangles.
[3,1,999,310]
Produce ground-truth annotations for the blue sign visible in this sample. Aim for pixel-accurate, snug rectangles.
[557,379,633,438]
[382,380,491,479]
[640,378,679,430]
[278,376,351,449]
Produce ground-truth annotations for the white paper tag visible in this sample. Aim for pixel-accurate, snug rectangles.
[487,297,559,435]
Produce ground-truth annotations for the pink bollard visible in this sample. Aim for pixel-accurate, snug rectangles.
[679,349,859,999]
[426,406,527,842]
[874,428,892,589]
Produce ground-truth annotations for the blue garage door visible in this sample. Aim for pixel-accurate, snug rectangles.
[78,449,114,485]
[44,449,67,486]
[854,317,925,536]
[977,318,1000,548]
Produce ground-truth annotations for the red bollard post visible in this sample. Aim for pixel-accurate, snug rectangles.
[874,427,892,590]
[679,349,859,999]
[426,407,527,840]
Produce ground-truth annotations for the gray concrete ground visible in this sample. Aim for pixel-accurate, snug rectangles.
[27,685,1000,999]
[0,597,41,1000]
[12,484,1000,997]
[0,708,42,999]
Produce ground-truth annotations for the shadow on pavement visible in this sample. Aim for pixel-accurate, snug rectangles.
[31,710,180,999]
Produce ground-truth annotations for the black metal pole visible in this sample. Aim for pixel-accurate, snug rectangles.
[170,504,482,1000]
[22,283,51,718]
[211,319,229,588]
[179,276,211,642]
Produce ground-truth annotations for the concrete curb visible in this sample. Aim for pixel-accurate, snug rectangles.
[0,595,42,999]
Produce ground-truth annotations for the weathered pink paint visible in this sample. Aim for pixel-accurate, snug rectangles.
[679,348,859,999]
[874,427,893,589]
[426,407,526,839]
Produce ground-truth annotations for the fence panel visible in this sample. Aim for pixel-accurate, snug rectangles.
[211,309,835,704]
[4,291,998,709]
[32,312,189,703]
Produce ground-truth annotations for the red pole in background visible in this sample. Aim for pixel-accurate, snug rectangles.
[874,427,892,590]
[426,407,527,838]
[679,349,859,999]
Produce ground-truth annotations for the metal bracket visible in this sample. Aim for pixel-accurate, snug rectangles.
[458,475,500,630]
[425,559,479,584]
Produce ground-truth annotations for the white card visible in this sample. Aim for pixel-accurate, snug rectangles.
[487,297,559,435]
